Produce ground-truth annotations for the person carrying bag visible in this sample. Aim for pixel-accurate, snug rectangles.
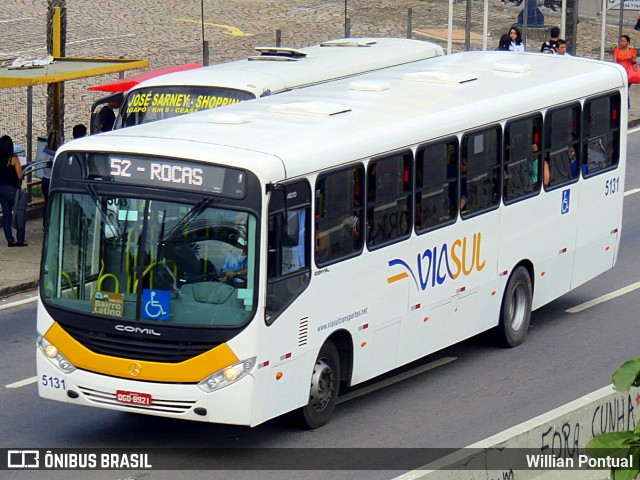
[613,35,640,84]
[0,135,27,247]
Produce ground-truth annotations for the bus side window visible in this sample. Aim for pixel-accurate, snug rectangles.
[266,180,312,325]
[583,93,621,176]
[461,126,501,217]
[315,166,364,265]
[544,103,581,188]
[415,138,458,232]
[504,115,542,203]
[366,151,412,247]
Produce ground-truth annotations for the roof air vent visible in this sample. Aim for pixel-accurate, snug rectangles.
[403,71,477,84]
[269,102,351,117]
[349,80,390,92]
[207,113,252,124]
[320,39,377,47]
[492,62,531,74]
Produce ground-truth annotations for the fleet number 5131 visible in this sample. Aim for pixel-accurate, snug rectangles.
[41,374,66,390]
[605,177,620,196]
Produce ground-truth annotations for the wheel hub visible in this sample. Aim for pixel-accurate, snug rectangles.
[309,358,336,412]
[510,283,527,331]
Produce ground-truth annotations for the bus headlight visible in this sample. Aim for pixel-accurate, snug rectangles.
[197,358,256,393]
[37,335,76,374]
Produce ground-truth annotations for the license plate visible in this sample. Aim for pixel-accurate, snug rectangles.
[116,390,152,406]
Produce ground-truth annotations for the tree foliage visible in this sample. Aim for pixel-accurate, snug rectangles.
[586,358,640,480]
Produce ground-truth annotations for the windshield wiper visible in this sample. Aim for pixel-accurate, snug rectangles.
[159,197,215,246]
[85,184,123,239]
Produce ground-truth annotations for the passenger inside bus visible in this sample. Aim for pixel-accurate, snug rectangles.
[544,145,577,186]
[219,234,248,287]
[460,159,468,211]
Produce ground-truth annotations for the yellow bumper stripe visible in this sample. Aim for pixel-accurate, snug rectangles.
[45,322,239,383]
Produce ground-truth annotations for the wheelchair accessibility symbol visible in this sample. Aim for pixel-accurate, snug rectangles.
[142,289,170,320]
[561,189,570,215]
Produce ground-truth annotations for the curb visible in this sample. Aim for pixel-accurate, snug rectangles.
[0,280,39,300]
[396,385,639,480]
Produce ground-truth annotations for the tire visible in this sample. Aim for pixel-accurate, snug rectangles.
[298,340,340,429]
[495,266,532,347]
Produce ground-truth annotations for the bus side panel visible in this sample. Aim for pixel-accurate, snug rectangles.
[529,186,579,309]
[248,303,314,425]
[498,194,543,296]
[452,214,502,337]
[571,170,624,290]
[343,245,409,384]
[397,214,501,367]
[392,227,457,369]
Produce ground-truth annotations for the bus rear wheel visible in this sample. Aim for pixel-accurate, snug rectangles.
[298,340,340,429]
[495,266,532,347]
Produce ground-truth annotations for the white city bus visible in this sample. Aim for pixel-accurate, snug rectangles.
[113,37,444,129]
[38,51,626,428]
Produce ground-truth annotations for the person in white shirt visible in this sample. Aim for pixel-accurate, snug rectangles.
[508,27,525,52]
[554,39,571,56]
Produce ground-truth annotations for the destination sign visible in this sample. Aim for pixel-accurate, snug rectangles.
[84,154,246,198]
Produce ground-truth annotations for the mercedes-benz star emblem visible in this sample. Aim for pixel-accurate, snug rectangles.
[129,362,143,377]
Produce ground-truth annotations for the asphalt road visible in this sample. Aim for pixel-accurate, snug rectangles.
[1,132,639,480]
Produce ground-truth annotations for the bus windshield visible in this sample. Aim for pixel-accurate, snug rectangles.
[42,191,257,328]
[118,86,256,128]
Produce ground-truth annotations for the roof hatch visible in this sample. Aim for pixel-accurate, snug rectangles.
[248,47,308,61]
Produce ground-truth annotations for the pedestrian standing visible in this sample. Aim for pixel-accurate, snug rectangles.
[613,35,640,83]
[497,34,511,51]
[540,27,560,54]
[0,135,27,247]
[554,39,571,56]
[613,35,640,107]
[508,27,525,53]
[72,123,87,139]
[99,101,121,132]
[41,130,60,227]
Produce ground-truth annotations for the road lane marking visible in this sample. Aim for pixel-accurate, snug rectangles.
[176,18,255,36]
[628,125,640,134]
[5,376,37,389]
[337,357,456,404]
[0,296,37,311]
[566,280,640,313]
[625,187,640,196]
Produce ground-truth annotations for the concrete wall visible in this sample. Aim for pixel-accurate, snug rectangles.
[396,385,639,480]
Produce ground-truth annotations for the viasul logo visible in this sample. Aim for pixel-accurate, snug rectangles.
[387,232,486,291]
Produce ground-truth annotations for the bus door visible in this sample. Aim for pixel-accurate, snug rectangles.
[572,93,623,289]
[533,105,582,307]
[262,180,312,415]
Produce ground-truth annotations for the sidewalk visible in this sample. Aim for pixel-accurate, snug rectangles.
[0,213,43,298]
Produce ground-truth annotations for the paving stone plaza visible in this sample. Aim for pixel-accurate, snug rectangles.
[2,0,640,144]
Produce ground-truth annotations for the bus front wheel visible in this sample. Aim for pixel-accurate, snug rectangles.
[495,266,532,347]
[298,340,340,429]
